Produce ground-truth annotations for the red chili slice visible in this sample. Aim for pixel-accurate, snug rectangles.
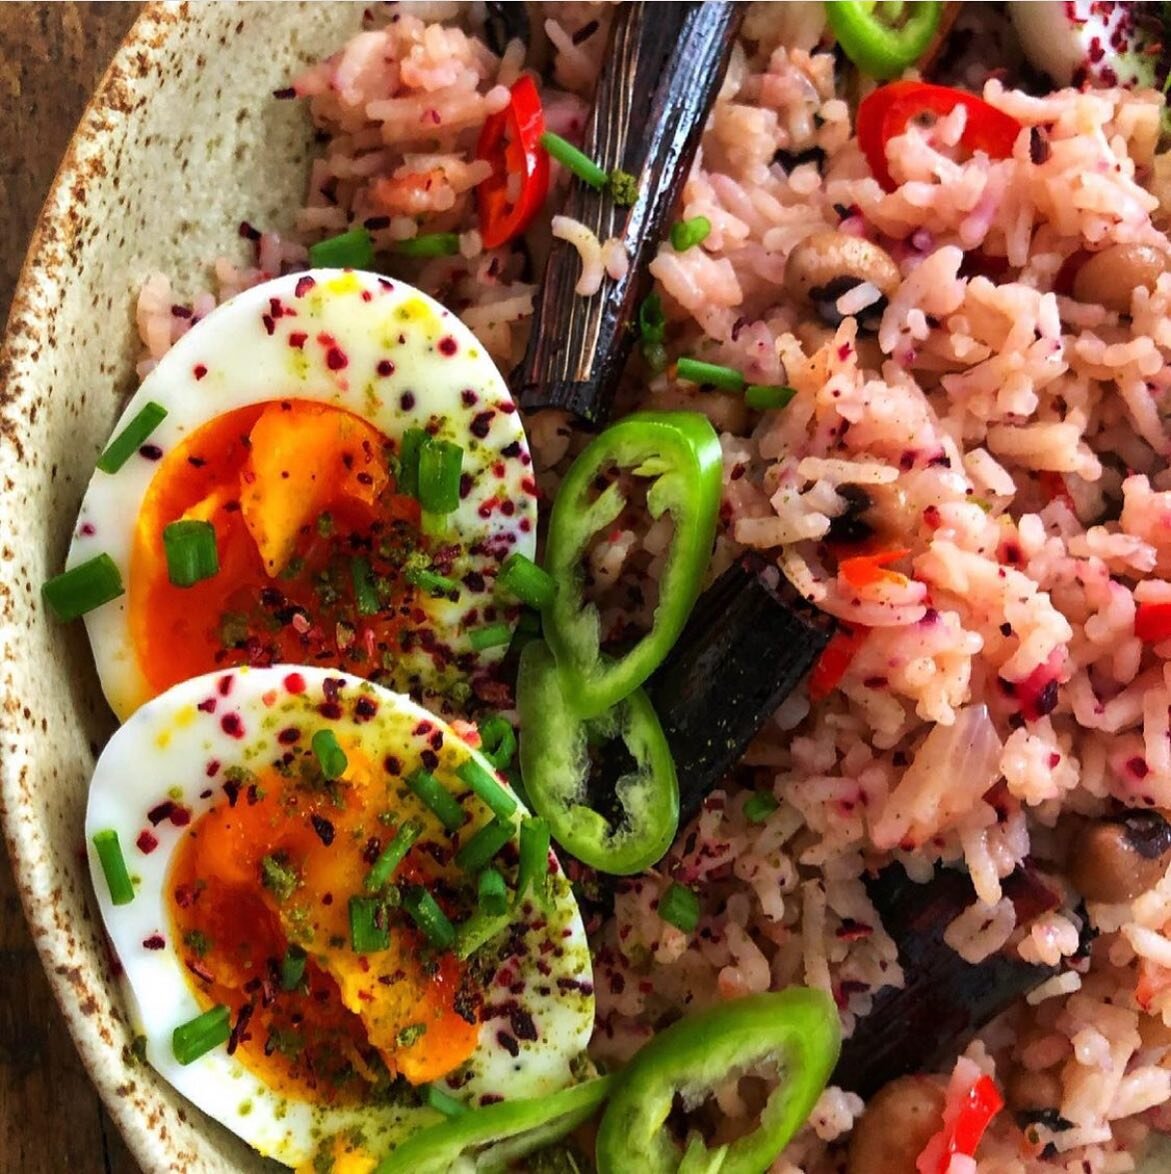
[475,75,550,249]
[857,81,1023,192]
[933,1073,1003,1172]
[1136,601,1171,643]
[809,625,870,701]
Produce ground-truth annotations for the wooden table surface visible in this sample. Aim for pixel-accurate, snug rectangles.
[1,8,143,1170]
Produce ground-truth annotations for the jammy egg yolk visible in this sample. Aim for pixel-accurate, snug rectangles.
[130,400,421,703]
[167,750,482,1101]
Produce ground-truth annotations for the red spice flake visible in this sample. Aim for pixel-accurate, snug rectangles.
[193,364,208,381]
[136,830,159,855]
[470,411,494,439]
[206,759,221,777]
[284,672,306,694]
[376,359,395,377]
[173,883,201,909]
[288,331,308,349]
[1129,756,1151,779]
[277,726,301,745]
[142,935,166,951]
[413,720,434,737]
[197,697,216,714]
[217,674,235,697]
[318,701,343,720]
[437,336,457,357]
[326,346,348,371]
[220,713,245,739]
[294,275,316,298]
[310,815,336,846]
[353,696,378,722]
[262,314,275,336]
[383,755,402,775]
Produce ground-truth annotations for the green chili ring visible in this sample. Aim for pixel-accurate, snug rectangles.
[373,1075,613,1174]
[518,640,678,876]
[543,411,722,719]
[825,0,942,80]
[596,989,841,1174]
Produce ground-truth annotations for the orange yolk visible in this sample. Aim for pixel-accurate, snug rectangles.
[130,400,422,703]
[167,754,481,1100]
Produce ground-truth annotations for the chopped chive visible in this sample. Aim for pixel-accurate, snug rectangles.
[659,882,700,933]
[163,520,219,587]
[91,829,134,906]
[423,1083,467,1117]
[403,886,456,950]
[516,817,551,909]
[477,715,517,771]
[407,769,465,832]
[349,896,390,953]
[42,553,124,621]
[311,729,348,781]
[497,553,556,609]
[456,759,517,821]
[395,232,461,258]
[469,623,512,652]
[397,427,428,498]
[454,908,511,960]
[455,818,513,873]
[406,566,460,599]
[539,131,608,189]
[744,384,797,412]
[365,819,422,892]
[675,357,746,392]
[417,438,463,515]
[670,216,712,252]
[638,292,666,343]
[279,945,307,991]
[172,1004,231,1065]
[743,791,780,824]
[478,868,508,918]
[96,402,167,474]
[351,557,380,616]
[308,226,374,269]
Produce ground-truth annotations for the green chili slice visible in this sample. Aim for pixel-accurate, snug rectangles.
[825,0,942,80]
[517,640,678,875]
[374,1076,614,1174]
[596,989,841,1174]
[543,411,722,718]
[309,227,375,269]
[395,232,460,258]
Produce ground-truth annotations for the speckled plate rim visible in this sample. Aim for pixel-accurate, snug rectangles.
[0,3,368,1171]
[0,9,214,1169]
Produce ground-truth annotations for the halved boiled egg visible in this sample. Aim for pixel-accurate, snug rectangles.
[68,269,538,721]
[85,665,594,1168]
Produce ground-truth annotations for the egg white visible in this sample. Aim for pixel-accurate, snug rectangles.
[85,665,594,1168]
[69,269,538,721]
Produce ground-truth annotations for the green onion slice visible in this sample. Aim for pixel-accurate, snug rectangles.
[397,427,428,498]
[308,227,375,269]
[407,769,466,832]
[395,232,461,258]
[516,817,551,909]
[92,829,134,906]
[423,1083,468,1117]
[349,895,390,953]
[163,520,219,587]
[403,886,456,951]
[744,384,797,412]
[455,818,513,873]
[497,553,556,609]
[659,882,700,933]
[539,131,608,189]
[406,567,460,599]
[418,438,463,515]
[453,907,512,961]
[675,357,746,392]
[96,402,167,474]
[476,715,517,771]
[351,557,380,615]
[478,868,508,918]
[42,553,125,621]
[311,729,348,781]
[172,1004,231,1065]
[279,945,307,991]
[365,819,422,892]
[469,623,512,652]
[456,759,517,821]
[743,791,780,824]
[670,216,712,252]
